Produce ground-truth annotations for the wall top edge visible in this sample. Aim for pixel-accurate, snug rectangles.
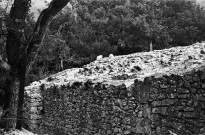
[26,42,205,90]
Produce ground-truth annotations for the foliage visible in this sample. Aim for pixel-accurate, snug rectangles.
[2,0,205,83]
[160,0,205,46]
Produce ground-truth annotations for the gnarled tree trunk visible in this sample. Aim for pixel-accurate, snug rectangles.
[1,0,70,131]
[2,0,31,130]
[2,77,19,130]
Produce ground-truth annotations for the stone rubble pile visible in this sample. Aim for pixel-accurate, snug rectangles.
[27,42,205,88]
[81,42,205,81]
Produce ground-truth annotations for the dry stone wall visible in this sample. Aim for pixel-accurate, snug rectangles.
[25,42,205,135]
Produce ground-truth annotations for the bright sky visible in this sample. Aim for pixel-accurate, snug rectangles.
[0,0,51,14]
[31,0,51,19]
[0,0,50,9]
[197,0,205,7]
[31,0,51,10]
[0,0,64,20]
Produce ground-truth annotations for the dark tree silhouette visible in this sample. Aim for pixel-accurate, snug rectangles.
[0,0,70,131]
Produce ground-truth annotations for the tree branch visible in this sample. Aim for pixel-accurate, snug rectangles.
[27,0,70,54]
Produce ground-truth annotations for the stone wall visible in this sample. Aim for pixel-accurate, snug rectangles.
[25,42,205,135]
[41,80,152,135]
[148,68,205,135]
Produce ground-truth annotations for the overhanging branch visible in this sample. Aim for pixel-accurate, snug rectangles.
[27,0,70,54]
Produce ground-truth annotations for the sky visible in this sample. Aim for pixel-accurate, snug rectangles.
[31,0,51,10]
[0,0,53,20]
[197,0,205,7]
[0,0,51,14]
[31,0,51,19]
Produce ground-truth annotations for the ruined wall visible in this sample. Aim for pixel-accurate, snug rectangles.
[41,80,151,135]
[148,68,205,135]
[25,42,205,135]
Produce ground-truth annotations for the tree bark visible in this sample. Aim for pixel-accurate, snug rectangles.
[16,0,70,130]
[16,54,27,129]
[1,0,70,131]
[2,77,19,130]
[1,0,31,130]
[27,0,71,54]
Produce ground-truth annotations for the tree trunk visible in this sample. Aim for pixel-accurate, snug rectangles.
[1,31,25,130]
[2,74,20,130]
[2,0,31,130]
[16,0,70,130]
[16,55,27,129]
[1,0,70,131]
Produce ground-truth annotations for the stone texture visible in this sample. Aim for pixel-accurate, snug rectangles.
[25,42,205,135]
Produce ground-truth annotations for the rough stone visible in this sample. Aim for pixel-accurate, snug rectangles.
[162,99,176,106]
[152,101,162,107]
[178,88,189,94]
[24,42,205,135]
